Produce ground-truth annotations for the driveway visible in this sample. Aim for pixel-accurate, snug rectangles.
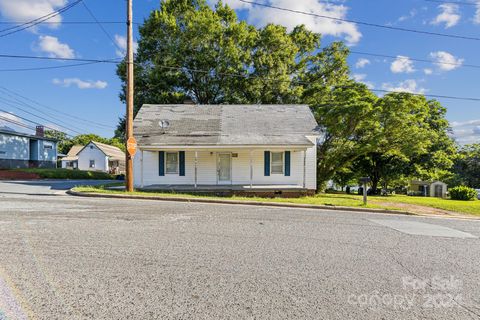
[0,181,479,319]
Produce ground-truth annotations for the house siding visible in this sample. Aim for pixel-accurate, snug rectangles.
[134,142,317,189]
[77,142,108,172]
[0,133,29,160]
[0,132,57,168]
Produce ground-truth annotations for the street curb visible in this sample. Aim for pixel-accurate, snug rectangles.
[67,189,418,216]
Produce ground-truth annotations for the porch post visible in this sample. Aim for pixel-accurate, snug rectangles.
[194,151,198,188]
[140,149,144,188]
[249,150,253,188]
[303,149,307,189]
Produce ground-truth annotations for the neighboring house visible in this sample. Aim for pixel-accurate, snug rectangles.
[133,104,321,196]
[60,145,83,170]
[62,141,125,174]
[0,126,57,169]
[410,180,448,198]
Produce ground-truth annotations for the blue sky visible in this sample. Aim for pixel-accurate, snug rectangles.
[0,0,479,144]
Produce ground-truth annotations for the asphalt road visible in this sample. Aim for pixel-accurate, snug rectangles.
[0,181,479,320]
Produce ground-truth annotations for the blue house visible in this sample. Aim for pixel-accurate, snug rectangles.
[0,126,58,169]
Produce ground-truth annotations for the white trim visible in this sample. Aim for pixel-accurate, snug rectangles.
[216,152,232,185]
[270,151,284,175]
[165,151,179,174]
[249,150,253,188]
[303,150,306,188]
[140,149,144,188]
[138,144,316,150]
[194,151,198,188]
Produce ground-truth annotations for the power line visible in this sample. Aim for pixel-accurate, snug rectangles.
[0,54,120,63]
[0,88,103,133]
[349,50,480,69]
[0,21,126,25]
[424,0,478,6]
[1,52,480,102]
[0,109,72,137]
[80,0,125,53]
[238,0,480,41]
[0,61,103,72]
[0,115,37,131]
[0,95,84,135]
[0,0,83,38]
[140,63,480,102]
[0,86,115,130]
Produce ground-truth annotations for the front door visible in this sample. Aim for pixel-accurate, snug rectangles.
[217,153,231,184]
[434,185,443,197]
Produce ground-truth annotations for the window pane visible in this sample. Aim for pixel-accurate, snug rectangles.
[166,152,178,173]
[271,152,283,174]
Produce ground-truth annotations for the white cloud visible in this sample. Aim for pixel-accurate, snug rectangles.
[431,4,460,28]
[114,34,138,58]
[430,51,464,71]
[398,9,417,22]
[381,79,426,94]
[355,58,370,69]
[0,111,28,132]
[208,0,251,10]
[0,0,66,29]
[352,73,374,89]
[390,56,415,74]
[451,119,480,127]
[37,35,75,59]
[450,119,480,144]
[52,78,108,89]
[242,0,362,45]
[475,1,480,24]
[423,68,433,75]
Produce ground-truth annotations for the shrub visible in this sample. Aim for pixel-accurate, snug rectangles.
[15,168,115,180]
[449,186,477,201]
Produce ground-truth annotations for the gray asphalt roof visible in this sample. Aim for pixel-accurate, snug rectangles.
[133,104,320,146]
[0,129,58,142]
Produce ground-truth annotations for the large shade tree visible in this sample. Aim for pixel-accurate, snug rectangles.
[115,0,456,193]
[115,0,350,138]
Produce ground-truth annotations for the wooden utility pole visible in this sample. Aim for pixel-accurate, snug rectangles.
[125,0,134,192]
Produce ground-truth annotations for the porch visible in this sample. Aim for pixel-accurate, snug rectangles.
[134,146,316,192]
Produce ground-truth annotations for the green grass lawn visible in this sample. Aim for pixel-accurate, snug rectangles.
[73,185,480,216]
[369,194,480,216]
[14,168,116,180]
[73,185,397,210]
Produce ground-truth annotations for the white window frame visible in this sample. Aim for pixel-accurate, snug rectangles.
[165,152,179,174]
[271,152,284,175]
[89,159,95,168]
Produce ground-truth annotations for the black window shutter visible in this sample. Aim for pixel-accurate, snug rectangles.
[179,151,185,176]
[159,151,165,176]
[285,151,291,176]
[264,151,270,176]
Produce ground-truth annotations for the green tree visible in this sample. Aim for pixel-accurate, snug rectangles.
[60,134,125,155]
[44,130,70,154]
[332,167,358,191]
[452,144,480,188]
[115,0,344,139]
[355,94,455,193]
[306,81,379,190]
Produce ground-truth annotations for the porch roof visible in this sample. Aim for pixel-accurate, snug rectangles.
[133,104,320,146]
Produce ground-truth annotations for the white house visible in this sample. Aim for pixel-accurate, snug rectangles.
[62,141,125,174]
[410,180,448,198]
[133,104,320,196]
